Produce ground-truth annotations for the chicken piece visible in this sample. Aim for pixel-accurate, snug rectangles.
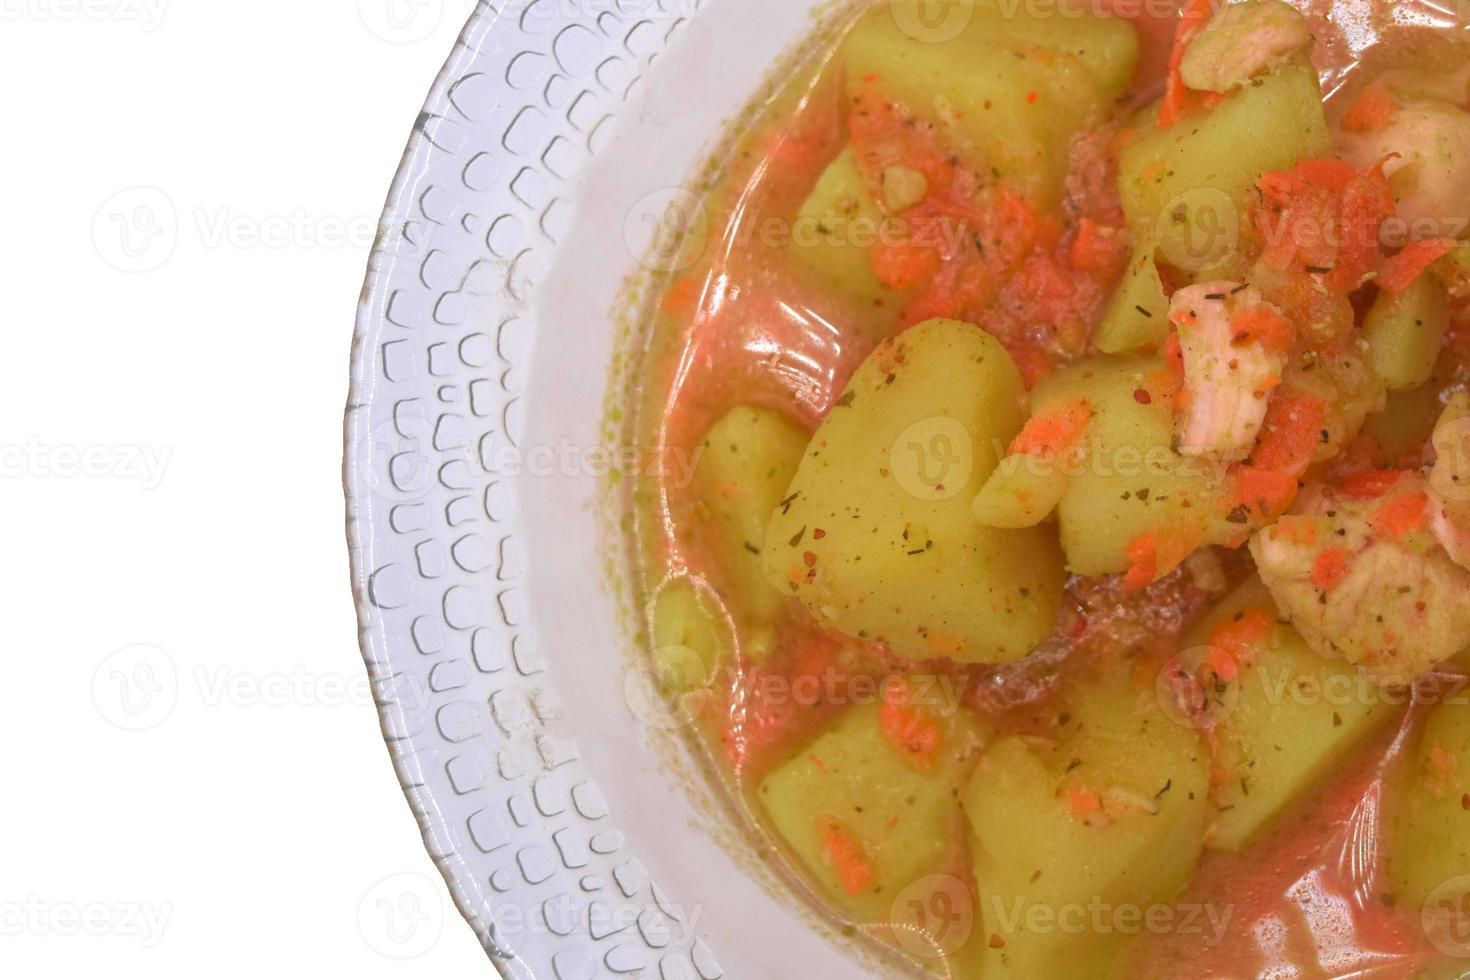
[1429,393,1470,570]
[1337,98,1470,239]
[1180,0,1312,95]
[1251,477,1470,685]
[1170,282,1290,461]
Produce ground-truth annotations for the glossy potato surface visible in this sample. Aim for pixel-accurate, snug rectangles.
[763,319,1065,663]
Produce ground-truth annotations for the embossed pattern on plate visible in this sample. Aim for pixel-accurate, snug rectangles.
[344,2,721,977]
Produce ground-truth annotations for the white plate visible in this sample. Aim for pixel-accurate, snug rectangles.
[344,1,877,976]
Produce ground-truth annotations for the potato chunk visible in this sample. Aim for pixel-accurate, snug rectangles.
[763,318,1065,663]
[649,577,728,693]
[1364,274,1450,392]
[790,148,911,312]
[759,682,985,922]
[1172,579,1399,851]
[960,673,1209,977]
[1120,65,1331,279]
[695,406,809,660]
[1092,247,1169,354]
[1388,699,1470,909]
[1020,355,1231,577]
[845,0,1137,208]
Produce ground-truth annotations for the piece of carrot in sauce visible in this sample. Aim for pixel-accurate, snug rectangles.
[1378,238,1458,293]
[870,240,941,290]
[879,678,944,771]
[1207,606,1275,679]
[820,822,874,896]
[1339,468,1411,500]
[1158,0,1217,130]
[1311,548,1351,591]
[1066,785,1103,820]
[1232,466,1300,522]
[1340,87,1399,134]
[1008,399,1092,458]
[1251,391,1328,475]
[1368,491,1429,538]
[1231,305,1296,352]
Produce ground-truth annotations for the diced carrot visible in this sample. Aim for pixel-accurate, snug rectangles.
[1009,399,1092,458]
[1369,491,1429,538]
[1274,516,1319,546]
[1340,468,1410,500]
[1011,345,1054,390]
[1208,606,1275,678]
[1231,305,1295,351]
[1379,239,1458,293]
[1158,0,1217,130]
[821,822,874,896]
[1123,527,1201,591]
[879,678,944,771]
[871,239,941,290]
[1124,533,1159,591]
[1312,548,1351,591]
[1252,391,1329,474]
[1294,158,1357,193]
[1068,218,1123,274]
[1329,165,1397,293]
[1340,88,1399,134]
[1067,785,1102,819]
[1233,466,1299,521]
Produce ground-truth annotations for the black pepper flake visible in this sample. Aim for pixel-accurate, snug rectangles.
[835,391,856,408]
[1135,305,1153,318]
[788,526,807,547]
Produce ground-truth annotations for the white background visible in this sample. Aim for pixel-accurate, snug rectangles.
[1,1,493,975]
